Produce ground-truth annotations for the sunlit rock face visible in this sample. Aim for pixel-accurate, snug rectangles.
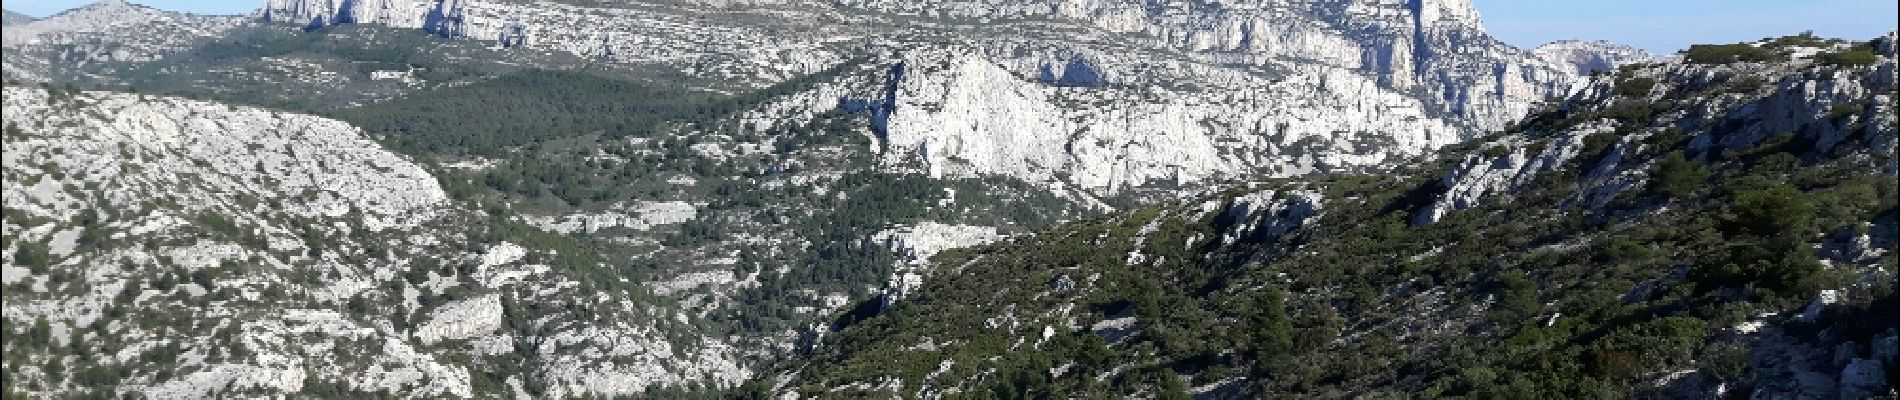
[250,1,1613,184]
[1533,40,1660,75]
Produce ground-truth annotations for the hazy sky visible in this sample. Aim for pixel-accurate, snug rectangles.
[1473,0,1898,54]
[10,0,1898,54]
[8,0,257,17]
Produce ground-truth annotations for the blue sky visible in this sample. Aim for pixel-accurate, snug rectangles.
[1473,0,1898,54]
[8,0,257,17]
[9,0,1897,54]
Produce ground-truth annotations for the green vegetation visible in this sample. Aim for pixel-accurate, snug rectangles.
[71,25,507,110]
[1681,44,1782,64]
[1759,32,1837,50]
[1612,77,1655,97]
[11,241,53,273]
[1680,33,1870,66]
[767,46,1899,397]
[1814,46,1880,67]
[1691,184,1826,298]
[1647,152,1709,198]
[331,69,733,156]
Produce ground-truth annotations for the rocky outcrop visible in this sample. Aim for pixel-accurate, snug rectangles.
[867,222,1003,264]
[1413,122,1604,225]
[257,0,441,28]
[415,294,503,344]
[1533,40,1659,75]
[1418,35,1899,225]
[747,46,1470,195]
[2,0,245,81]
[867,223,1003,310]
[3,0,241,47]
[1211,188,1324,245]
[0,87,747,398]
[0,86,447,234]
[519,201,698,234]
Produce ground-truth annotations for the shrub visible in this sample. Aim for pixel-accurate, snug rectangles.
[1250,289,1295,359]
[1700,341,1751,381]
[1648,152,1709,198]
[1723,184,1813,238]
[193,212,242,237]
[1594,238,1653,264]
[1828,103,1862,120]
[1599,99,1657,124]
[1614,77,1656,97]
[1682,44,1781,64]
[1576,129,1623,168]
[12,241,53,273]
[1489,271,1541,325]
[1595,316,1709,367]
[1481,144,1512,159]
[1814,48,1878,67]
[1761,32,1833,50]
[1722,75,1767,94]
[1692,184,1824,297]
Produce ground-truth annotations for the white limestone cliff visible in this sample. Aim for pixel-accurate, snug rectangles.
[1533,40,1660,75]
[415,294,503,344]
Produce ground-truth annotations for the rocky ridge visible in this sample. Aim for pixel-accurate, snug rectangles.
[763,33,1899,398]
[1419,34,1898,226]
[244,0,1648,199]
[1,1,246,81]
[256,0,854,89]
[1533,40,1660,75]
[0,86,746,398]
[1,10,33,26]
[1527,40,1664,75]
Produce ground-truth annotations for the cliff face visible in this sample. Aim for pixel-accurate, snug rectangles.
[826,0,1579,129]
[243,0,1609,198]
[250,0,1584,128]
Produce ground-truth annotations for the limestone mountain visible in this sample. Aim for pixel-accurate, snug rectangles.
[238,0,1586,204]
[762,33,1899,398]
[7,0,1888,399]
[0,0,246,82]
[1,85,746,398]
[1533,39,1660,75]
[1,10,33,27]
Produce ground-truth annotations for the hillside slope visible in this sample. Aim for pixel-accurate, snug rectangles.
[1,10,32,27]
[760,34,1900,399]
[0,85,745,398]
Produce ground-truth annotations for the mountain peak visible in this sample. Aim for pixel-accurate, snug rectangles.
[1532,39,1658,75]
[1,9,34,26]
